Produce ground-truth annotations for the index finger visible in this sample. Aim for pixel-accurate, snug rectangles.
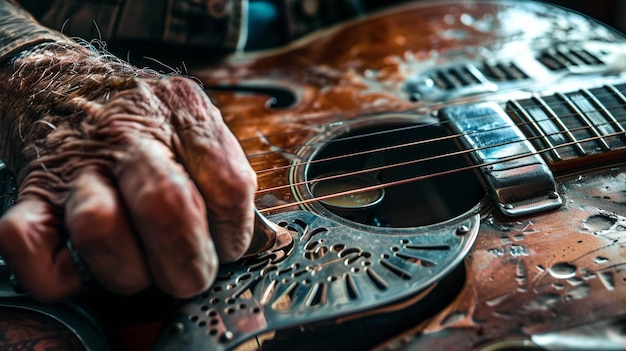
[114,140,218,299]
[0,197,82,302]
[154,77,257,262]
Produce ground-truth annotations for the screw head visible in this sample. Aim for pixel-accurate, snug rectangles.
[456,225,470,235]
[171,322,185,334]
[219,331,234,343]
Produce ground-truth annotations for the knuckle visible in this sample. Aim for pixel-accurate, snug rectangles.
[157,76,204,105]
[165,75,198,89]
[68,203,117,249]
[0,213,25,240]
[168,256,217,299]
[0,205,46,258]
[216,168,257,206]
[131,173,205,235]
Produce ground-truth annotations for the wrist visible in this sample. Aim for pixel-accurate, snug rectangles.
[0,41,159,181]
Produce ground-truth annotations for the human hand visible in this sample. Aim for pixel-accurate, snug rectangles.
[0,43,257,302]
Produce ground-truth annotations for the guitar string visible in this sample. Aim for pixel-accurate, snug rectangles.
[259,128,626,213]
[201,3,624,191]
[250,95,624,179]
[245,88,626,211]
[253,106,625,196]
[239,79,626,159]
[254,116,625,196]
[244,85,626,170]
[247,87,626,180]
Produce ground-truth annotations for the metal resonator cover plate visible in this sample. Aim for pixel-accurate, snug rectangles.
[153,210,479,350]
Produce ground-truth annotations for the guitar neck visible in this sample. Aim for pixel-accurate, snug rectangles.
[507,83,626,174]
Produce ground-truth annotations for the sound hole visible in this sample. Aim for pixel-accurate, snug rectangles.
[305,122,484,227]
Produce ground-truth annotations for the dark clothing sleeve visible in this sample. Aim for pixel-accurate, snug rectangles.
[9,0,411,53]
[15,0,248,51]
[0,0,73,63]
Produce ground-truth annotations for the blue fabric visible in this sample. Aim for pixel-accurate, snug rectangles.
[245,0,284,50]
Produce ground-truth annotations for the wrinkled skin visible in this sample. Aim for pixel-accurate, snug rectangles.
[0,43,257,302]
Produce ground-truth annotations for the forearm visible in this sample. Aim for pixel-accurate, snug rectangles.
[0,0,256,303]
[0,0,160,182]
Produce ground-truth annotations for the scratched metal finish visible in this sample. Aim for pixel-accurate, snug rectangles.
[154,210,479,350]
[2,1,626,350]
[154,1,626,350]
[187,1,626,349]
[372,169,626,350]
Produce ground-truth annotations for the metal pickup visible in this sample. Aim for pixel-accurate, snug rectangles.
[440,102,562,216]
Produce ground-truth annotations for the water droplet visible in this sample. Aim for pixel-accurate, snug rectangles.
[599,271,615,291]
[548,262,577,279]
[460,13,475,26]
[594,256,609,264]
[567,277,584,286]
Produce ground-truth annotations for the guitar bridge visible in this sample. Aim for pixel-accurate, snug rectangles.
[440,102,563,216]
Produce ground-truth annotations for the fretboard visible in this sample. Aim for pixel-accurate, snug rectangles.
[506,83,626,173]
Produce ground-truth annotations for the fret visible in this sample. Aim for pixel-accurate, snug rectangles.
[508,96,580,161]
[585,84,626,151]
[556,91,611,151]
[533,95,587,156]
[570,48,604,65]
[507,100,562,161]
[545,92,609,155]
[506,83,626,171]
[540,48,570,70]
[579,88,624,137]
[601,84,626,139]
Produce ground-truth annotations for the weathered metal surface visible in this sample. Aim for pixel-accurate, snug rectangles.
[150,1,626,349]
[4,1,626,350]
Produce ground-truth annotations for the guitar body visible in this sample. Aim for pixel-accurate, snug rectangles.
[3,1,626,350]
[174,1,626,350]
[399,174,626,351]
